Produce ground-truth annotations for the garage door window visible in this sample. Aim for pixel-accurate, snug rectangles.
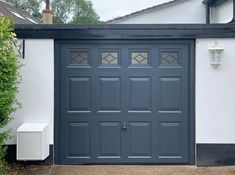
[161,51,180,65]
[70,50,89,65]
[131,51,149,64]
[101,51,119,64]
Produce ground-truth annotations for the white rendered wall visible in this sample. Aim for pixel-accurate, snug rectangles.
[7,39,54,144]
[108,0,206,24]
[196,38,235,143]
[211,0,233,23]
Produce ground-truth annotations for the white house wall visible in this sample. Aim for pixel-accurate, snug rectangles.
[211,0,233,23]
[7,39,54,144]
[109,0,206,24]
[196,38,235,143]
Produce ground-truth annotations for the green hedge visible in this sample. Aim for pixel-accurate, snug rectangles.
[0,17,21,174]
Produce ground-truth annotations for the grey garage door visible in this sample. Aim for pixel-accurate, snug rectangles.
[55,40,194,164]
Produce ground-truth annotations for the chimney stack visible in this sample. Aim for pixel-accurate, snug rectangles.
[42,0,53,24]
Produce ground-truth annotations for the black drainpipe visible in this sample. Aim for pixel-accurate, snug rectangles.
[231,0,235,23]
[205,3,210,24]
[203,0,211,24]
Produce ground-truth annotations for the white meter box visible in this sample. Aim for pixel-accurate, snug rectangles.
[17,123,49,161]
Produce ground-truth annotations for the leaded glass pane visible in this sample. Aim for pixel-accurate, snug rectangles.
[131,52,148,64]
[161,51,179,64]
[70,51,89,65]
[101,52,118,64]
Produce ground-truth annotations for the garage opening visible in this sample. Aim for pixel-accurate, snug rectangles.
[55,40,195,164]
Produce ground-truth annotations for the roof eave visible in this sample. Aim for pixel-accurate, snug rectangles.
[203,0,229,7]
[14,23,235,39]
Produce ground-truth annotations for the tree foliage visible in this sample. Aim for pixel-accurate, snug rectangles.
[0,17,21,175]
[3,0,100,24]
[52,0,100,24]
[50,0,71,24]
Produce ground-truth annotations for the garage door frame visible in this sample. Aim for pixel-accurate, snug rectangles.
[54,39,195,165]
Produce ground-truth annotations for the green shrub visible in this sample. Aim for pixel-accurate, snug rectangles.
[0,17,21,175]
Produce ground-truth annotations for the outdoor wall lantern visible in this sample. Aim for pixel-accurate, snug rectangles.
[208,41,224,68]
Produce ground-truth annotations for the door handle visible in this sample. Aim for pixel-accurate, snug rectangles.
[122,122,127,131]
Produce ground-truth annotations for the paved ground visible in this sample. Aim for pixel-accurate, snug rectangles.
[11,165,235,175]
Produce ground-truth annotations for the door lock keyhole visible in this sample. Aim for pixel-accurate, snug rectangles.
[122,122,127,131]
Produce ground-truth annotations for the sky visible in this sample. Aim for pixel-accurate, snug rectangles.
[90,0,172,21]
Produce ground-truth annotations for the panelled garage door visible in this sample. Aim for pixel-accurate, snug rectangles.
[55,40,194,164]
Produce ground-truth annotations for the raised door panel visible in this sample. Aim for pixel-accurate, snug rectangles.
[68,77,91,112]
[158,77,182,113]
[158,122,183,159]
[98,122,121,158]
[98,78,121,112]
[128,78,152,112]
[67,122,91,158]
[128,122,152,158]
